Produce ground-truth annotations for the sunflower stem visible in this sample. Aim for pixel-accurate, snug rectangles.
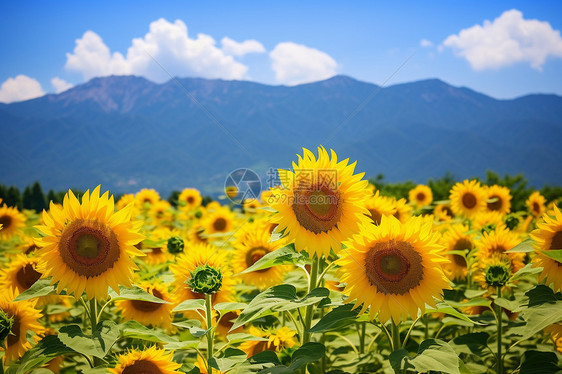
[496,288,503,374]
[205,293,214,374]
[391,320,401,353]
[302,256,319,344]
[89,299,103,367]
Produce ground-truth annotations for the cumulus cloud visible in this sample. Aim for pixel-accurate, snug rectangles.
[0,75,45,103]
[443,9,562,70]
[51,77,74,93]
[420,39,433,47]
[269,42,338,85]
[65,18,249,82]
[221,37,266,56]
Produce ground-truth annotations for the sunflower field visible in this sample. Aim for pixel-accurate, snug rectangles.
[1,146,562,374]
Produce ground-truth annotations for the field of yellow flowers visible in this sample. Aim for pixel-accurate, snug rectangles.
[1,146,562,374]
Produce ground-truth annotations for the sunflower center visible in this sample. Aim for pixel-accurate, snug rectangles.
[60,219,120,278]
[368,209,383,225]
[416,192,426,202]
[131,289,164,313]
[16,264,42,290]
[252,340,276,356]
[462,193,477,209]
[151,247,162,255]
[25,244,38,254]
[292,186,341,234]
[0,215,12,229]
[121,360,163,374]
[246,247,269,272]
[365,240,424,295]
[550,231,562,250]
[491,245,506,254]
[187,196,195,204]
[532,202,540,214]
[487,195,503,211]
[213,217,227,232]
[452,254,467,267]
[7,315,20,347]
[443,206,454,218]
[453,238,472,251]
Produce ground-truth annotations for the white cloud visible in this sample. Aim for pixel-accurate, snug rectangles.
[65,18,249,82]
[443,9,562,70]
[420,39,433,47]
[51,77,74,93]
[269,42,338,85]
[221,37,266,56]
[0,75,45,103]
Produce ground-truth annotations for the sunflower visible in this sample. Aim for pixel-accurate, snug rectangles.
[450,180,487,218]
[474,253,513,291]
[545,323,562,354]
[202,207,235,236]
[337,215,450,323]
[170,243,234,305]
[485,185,511,215]
[472,210,506,232]
[441,224,475,281]
[476,226,525,274]
[240,326,297,358]
[116,194,135,211]
[530,205,562,291]
[178,188,202,210]
[0,255,43,296]
[189,223,208,244]
[434,204,455,222]
[109,346,182,374]
[115,281,175,332]
[0,289,44,364]
[365,191,396,226]
[409,185,433,207]
[0,204,26,240]
[35,187,145,300]
[139,229,173,266]
[18,237,39,255]
[232,222,289,289]
[243,198,262,214]
[392,198,412,224]
[527,191,546,217]
[270,147,371,257]
[135,188,161,208]
[150,200,173,223]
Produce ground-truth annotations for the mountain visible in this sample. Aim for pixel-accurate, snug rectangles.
[1,75,562,196]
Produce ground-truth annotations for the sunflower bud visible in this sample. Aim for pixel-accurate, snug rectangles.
[167,236,184,255]
[194,210,203,219]
[504,214,520,230]
[0,308,14,348]
[187,264,222,294]
[484,264,511,288]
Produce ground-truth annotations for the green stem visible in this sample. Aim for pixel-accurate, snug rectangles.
[391,320,402,374]
[302,256,320,344]
[358,322,366,354]
[205,293,214,374]
[402,315,423,349]
[496,288,503,374]
[89,299,103,367]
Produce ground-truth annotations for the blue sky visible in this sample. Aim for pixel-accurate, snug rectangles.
[1,1,561,102]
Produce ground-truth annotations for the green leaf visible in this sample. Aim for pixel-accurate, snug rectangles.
[13,279,58,301]
[172,299,206,312]
[239,245,305,275]
[512,301,562,340]
[450,332,491,356]
[58,320,119,359]
[464,289,488,299]
[5,335,74,374]
[172,320,210,338]
[214,302,247,312]
[118,320,178,344]
[520,350,561,374]
[425,302,484,325]
[308,304,360,333]
[525,285,562,307]
[390,339,460,374]
[506,238,535,253]
[210,348,248,372]
[226,333,268,344]
[510,263,543,282]
[108,285,168,303]
[259,342,325,374]
[493,298,520,312]
[540,249,562,263]
[446,298,491,309]
[231,286,329,330]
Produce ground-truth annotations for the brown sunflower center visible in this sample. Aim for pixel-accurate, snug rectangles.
[292,186,341,234]
[151,247,162,255]
[452,254,467,267]
[187,196,195,204]
[7,315,20,347]
[443,206,454,218]
[121,360,163,374]
[16,263,42,290]
[491,245,507,254]
[550,231,562,250]
[453,238,472,252]
[246,247,269,272]
[252,340,276,356]
[487,195,503,211]
[25,244,38,254]
[462,193,477,209]
[365,240,424,295]
[213,217,227,232]
[59,219,120,278]
[368,209,383,225]
[416,192,426,202]
[532,202,540,214]
[130,289,164,313]
[0,215,12,229]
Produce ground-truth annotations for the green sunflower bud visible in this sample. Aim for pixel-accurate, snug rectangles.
[187,264,222,294]
[484,264,511,288]
[504,214,520,230]
[0,308,14,348]
[194,210,203,219]
[481,223,496,235]
[167,236,184,255]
